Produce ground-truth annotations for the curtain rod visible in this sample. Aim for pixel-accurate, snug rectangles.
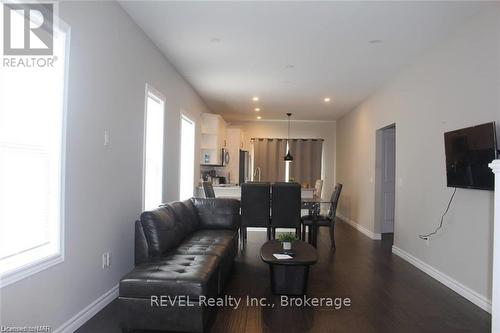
[250,138,324,141]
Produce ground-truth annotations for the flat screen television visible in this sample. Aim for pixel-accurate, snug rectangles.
[444,122,498,191]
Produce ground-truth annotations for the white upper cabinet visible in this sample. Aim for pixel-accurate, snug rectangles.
[200,113,226,165]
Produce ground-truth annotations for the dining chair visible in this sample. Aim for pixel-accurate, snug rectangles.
[270,182,301,239]
[202,181,216,198]
[241,182,271,242]
[301,183,342,250]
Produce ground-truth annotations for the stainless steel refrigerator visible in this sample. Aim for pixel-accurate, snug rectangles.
[239,150,250,185]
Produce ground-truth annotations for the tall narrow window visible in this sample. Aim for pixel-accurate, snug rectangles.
[0,8,69,286]
[179,114,195,200]
[252,139,287,182]
[143,87,165,210]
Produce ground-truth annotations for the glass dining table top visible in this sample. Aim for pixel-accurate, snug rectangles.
[301,197,330,204]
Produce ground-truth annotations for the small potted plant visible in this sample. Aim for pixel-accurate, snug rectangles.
[278,232,297,251]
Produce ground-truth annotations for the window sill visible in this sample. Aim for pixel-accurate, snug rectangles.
[0,253,64,288]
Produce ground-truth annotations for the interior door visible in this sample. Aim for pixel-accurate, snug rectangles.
[381,127,396,233]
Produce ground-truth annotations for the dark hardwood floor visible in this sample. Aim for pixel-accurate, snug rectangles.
[76,221,490,333]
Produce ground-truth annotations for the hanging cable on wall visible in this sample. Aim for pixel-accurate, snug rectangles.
[418,187,457,240]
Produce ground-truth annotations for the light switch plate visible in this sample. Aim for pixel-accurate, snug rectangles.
[104,130,110,146]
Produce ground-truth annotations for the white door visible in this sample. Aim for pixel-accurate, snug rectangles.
[381,127,396,233]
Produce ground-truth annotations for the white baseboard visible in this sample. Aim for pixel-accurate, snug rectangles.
[337,214,382,240]
[392,246,491,313]
[54,284,119,333]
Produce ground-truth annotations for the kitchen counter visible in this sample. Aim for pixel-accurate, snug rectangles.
[196,185,241,198]
[197,183,239,187]
[196,185,315,199]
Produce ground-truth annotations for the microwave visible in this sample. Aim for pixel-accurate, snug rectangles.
[221,148,230,166]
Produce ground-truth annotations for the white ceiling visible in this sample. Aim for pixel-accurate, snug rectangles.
[120,1,490,121]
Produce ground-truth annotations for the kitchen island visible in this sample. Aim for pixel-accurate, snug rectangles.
[196,184,241,198]
[195,184,315,199]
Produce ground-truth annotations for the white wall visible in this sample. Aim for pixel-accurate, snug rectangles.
[336,7,499,307]
[231,120,336,198]
[0,1,211,329]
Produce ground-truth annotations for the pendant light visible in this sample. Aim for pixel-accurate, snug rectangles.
[284,113,293,161]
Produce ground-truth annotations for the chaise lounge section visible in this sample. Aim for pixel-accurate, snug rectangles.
[119,198,240,332]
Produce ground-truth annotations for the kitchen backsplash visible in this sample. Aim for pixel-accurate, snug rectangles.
[200,165,233,184]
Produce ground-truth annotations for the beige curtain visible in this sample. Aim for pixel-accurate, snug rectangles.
[253,139,287,182]
[289,139,323,187]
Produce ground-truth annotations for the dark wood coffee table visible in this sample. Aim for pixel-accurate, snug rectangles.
[260,240,318,295]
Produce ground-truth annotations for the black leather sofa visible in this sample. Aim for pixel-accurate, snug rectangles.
[119,198,240,332]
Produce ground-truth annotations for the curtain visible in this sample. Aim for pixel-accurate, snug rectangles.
[253,139,287,182]
[289,139,323,187]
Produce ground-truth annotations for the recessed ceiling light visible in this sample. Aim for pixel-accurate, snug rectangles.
[369,39,382,44]
[324,97,331,102]
[210,37,221,43]
[255,108,260,112]
[257,116,262,120]
[252,96,259,101]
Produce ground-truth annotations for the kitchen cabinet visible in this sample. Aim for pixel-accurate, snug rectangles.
[200,113,226,165]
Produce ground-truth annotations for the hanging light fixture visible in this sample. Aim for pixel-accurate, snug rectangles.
[284,113,293,161]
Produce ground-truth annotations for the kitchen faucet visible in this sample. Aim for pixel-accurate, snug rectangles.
[253,167,261,181]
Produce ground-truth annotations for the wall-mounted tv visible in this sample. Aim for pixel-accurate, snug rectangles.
[444,122,498,191]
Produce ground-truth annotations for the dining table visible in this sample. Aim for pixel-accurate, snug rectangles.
[196,186,324,245]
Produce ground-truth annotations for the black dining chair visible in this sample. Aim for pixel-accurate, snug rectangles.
[202,181,215,198]
[301,183,342,250]
[270,182,301,239]
[241,182,271,242]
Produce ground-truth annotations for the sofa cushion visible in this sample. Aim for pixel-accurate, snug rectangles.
[169,200,200,236]
[175,241,227,258]
[175,229,237,256]
[191,198,241,230]
[183,229,237,247]
[140,206,186,257]
[120,254,219,299]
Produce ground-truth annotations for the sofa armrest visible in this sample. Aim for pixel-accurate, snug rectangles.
[191,198,241,231]
[135,220,149,266]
